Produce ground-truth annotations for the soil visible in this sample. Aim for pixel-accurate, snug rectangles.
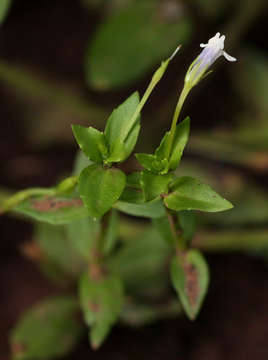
[1,1,268,359]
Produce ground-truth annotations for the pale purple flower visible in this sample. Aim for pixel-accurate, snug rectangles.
[185,32,236,86]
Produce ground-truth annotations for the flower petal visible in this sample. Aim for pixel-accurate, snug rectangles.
[223,51,237,62]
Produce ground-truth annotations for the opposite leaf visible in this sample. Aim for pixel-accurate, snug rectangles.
[155,117,190,171]
[10,296,83,360]
[141,171,173,201]
[79,272,124,349]
[170,249,209,320]
[72,125,107,163]
[115,187,165,218]
[79,164,126,218]
[104,92,140,163]
[164,176,233,212]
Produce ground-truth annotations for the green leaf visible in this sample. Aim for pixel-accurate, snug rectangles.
[152,216,177,246]
[135,153,168,173]
[170,250,209,320]
[155,117,190,170]
[108,227,172,295]
[178,210,196,243]
[79,164,126,218]
[121,299,181,327]
[72,125,107,163]
[102,209,119,255]
[140,171,173,201]
[86,1,192,90]
[79,273,124,349]
[104,92,140,163]
[66,217,100,259]
[0,0,11,24]
[13,193,89,225]
[36,223,85,277]
[10,296,83,360]
[114,187,165,218]
[164,176,233,212]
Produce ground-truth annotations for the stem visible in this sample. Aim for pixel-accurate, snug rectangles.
[166,208,185,252]
[165,83,191,160]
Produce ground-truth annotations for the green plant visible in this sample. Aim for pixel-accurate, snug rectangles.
[2,33,236,358]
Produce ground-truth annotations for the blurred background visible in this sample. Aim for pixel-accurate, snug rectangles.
[1,0,268,359]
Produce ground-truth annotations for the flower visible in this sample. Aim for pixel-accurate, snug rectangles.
[185,32,237,87]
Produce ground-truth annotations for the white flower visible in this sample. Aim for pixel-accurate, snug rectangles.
[185,32,237,87]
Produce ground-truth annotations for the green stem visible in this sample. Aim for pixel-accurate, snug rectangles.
[165,83,191,160]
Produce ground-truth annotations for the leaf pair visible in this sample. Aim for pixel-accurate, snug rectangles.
[72,92,140,165]
[136,117,190,174]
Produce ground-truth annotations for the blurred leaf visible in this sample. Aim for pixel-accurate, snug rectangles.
[79,164,126,218]
[121,299,181,327]
[72,125,108,163]
[36,223,85,277]
[86,1,192,89]
[152,216,176,246]
[10,296,83,360]
[140,171,173,201]
[0,0,11,24]
[165,176,233,212]
[66,217,100,259]
[193,229,268,253]
[102,209,119,255]
[170,250,209,320]
[104,92,140,163]
[178,210,196,243]
[79,272,123,348]
[108,227,172,296]
[115,187,165,218]
[13,193,89,225]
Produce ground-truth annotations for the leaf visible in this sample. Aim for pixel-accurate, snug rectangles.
[72,125,107,163]
[79,272,124,348]
[135,153,168,173]
[155,117,190,170]
[102,209,119,255]
[170,250,209,320]
[65,217,100,259]
[136,117,190,174]
[121,299,181,327]
[0,0,11,24]
[104,92,140,163]
[79,164,126,218]
[13,193,89,225]
[152,216,177,246]
[10,296,83,360]
[86,1,192,89]
[164,176,233,212]
[36,223,85,277]
[114,187,165,218]
[108,227,172,295]
[178,210,196,243]
[140,171,173,201]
